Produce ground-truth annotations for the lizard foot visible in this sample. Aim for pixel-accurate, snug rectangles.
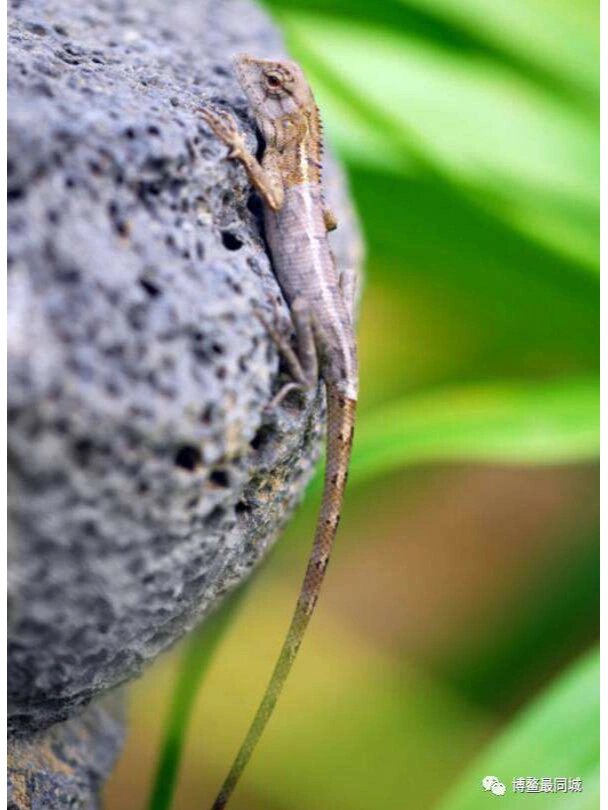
[254,307,305,384]
[266,381,306,410]
[199,105,247,159]
[255,299,318,411]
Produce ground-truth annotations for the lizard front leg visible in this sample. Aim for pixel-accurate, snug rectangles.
[200,106,284,211]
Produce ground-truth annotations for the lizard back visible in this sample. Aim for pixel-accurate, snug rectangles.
[264,183,358,398]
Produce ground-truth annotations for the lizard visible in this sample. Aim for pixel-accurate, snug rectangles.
[200,53,359,810]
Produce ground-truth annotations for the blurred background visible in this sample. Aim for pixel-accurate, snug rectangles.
[105,0,599,807]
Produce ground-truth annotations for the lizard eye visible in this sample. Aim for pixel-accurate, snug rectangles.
[266,73,282,89]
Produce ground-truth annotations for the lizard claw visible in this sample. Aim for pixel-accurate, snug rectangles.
[199,105,247,157]
[265,381,304,411]
[254,302,290,344]
[254,304,311,399]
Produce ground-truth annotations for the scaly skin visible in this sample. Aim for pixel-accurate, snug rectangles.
[200,54,358,810]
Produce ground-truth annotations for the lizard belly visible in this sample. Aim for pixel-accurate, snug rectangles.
[264,184,358,399]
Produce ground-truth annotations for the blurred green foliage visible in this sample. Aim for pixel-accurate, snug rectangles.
[334,376,598,488]
[139,2,599,809]
[438,647,599,809]
[148,587,249,810]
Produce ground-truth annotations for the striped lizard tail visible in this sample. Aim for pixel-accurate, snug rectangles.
[210,385,356,809]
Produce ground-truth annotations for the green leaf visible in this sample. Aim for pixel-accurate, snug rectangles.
[347,377,598,487]
[404,0,599,104]
[436,647,599,810]
[349,167,598,377]
[147,585,248,810]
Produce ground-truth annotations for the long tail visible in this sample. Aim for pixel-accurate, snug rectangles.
[210,386,356,810]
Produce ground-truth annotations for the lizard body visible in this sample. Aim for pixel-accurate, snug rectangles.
[201,54,358,809]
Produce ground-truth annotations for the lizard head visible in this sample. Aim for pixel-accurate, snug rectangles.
[234,55,314,134]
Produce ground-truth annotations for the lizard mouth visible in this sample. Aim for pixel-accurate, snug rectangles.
[233,54,265,106]
[233,54,267,83]
[233,54,281,119]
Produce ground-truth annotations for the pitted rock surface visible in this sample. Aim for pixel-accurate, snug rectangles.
[8,0,362,742]
[8,695,124,810]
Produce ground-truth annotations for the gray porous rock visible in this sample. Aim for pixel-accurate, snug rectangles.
[7,695,124,810]
[7,0,362,791]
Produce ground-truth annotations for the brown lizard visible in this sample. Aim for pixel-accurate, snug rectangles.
[200,54,359,809]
